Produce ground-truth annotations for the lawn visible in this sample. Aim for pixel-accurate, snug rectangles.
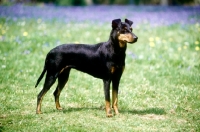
[0,4,200,132]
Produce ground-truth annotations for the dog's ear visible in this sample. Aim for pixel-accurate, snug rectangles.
[125,19,133,26]
[112,19,121,29]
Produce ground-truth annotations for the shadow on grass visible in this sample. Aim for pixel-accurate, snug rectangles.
[62,107,100,114]
[60,107,166,115]
[0,126,4,132]
[121,108,166,115]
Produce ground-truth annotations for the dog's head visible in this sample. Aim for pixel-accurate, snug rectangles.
[112,18,138,47]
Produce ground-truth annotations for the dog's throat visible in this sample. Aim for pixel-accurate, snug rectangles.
[119,41,127,48]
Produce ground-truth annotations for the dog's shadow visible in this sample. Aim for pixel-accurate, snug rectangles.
[121,107,166,115]
[62,107,99,113]
[61,107,166,115]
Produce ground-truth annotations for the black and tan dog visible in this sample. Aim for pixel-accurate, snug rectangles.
[35,18,138,117]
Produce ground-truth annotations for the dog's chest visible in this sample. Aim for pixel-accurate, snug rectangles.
[110,51,125,65]
[107,52,125,74]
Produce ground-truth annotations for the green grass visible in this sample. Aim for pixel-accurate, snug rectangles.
[0,18,200,131]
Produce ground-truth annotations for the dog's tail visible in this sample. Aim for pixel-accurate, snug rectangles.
[35,66,46,88]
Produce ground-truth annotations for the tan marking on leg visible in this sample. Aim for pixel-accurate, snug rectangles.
[55,89,63,110]
[36,91,47,114]
[105,101,112,117]
[59,66,69,74]
[36,102,42,114]
[60,68,65,74]
[55,101,62,110]
[112,90,119,115]
[36,105,42,114]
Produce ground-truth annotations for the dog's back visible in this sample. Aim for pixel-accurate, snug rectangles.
[45,43,110,79]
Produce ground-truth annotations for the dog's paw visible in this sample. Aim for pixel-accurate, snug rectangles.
[56,107,63,110]
[106,110,113,117]
[107,113,113,117]
[36,111,42,114]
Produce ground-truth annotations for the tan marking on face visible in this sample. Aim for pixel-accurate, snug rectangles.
[118,33,134,43]
[119,41,127,48]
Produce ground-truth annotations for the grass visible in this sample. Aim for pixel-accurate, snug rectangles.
[0,17,199,131]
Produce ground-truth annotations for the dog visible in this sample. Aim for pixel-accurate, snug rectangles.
[35,18,138,117]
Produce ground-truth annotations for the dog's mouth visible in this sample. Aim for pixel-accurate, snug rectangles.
[118,33,138,44]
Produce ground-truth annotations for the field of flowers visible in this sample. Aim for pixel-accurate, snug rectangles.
[1,4,200,25]
[0,4,200,131]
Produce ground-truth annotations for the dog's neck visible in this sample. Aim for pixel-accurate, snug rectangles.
[119,41,127,48]
[106,34,126,67]
[108,30,127,53]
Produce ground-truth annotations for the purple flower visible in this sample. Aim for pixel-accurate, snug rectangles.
[0,4,199,26]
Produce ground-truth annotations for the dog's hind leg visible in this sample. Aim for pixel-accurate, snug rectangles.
[54,68,71,110]
[36,72,57,114]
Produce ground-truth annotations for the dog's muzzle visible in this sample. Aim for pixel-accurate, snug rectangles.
[118,33,138,44]
[129,33,138,43]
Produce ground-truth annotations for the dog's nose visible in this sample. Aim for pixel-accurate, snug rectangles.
[134,36,138,42]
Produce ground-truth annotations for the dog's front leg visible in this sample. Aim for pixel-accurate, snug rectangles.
[111,66,124,115]
[112,80,119,115]
[103,79,112,117]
